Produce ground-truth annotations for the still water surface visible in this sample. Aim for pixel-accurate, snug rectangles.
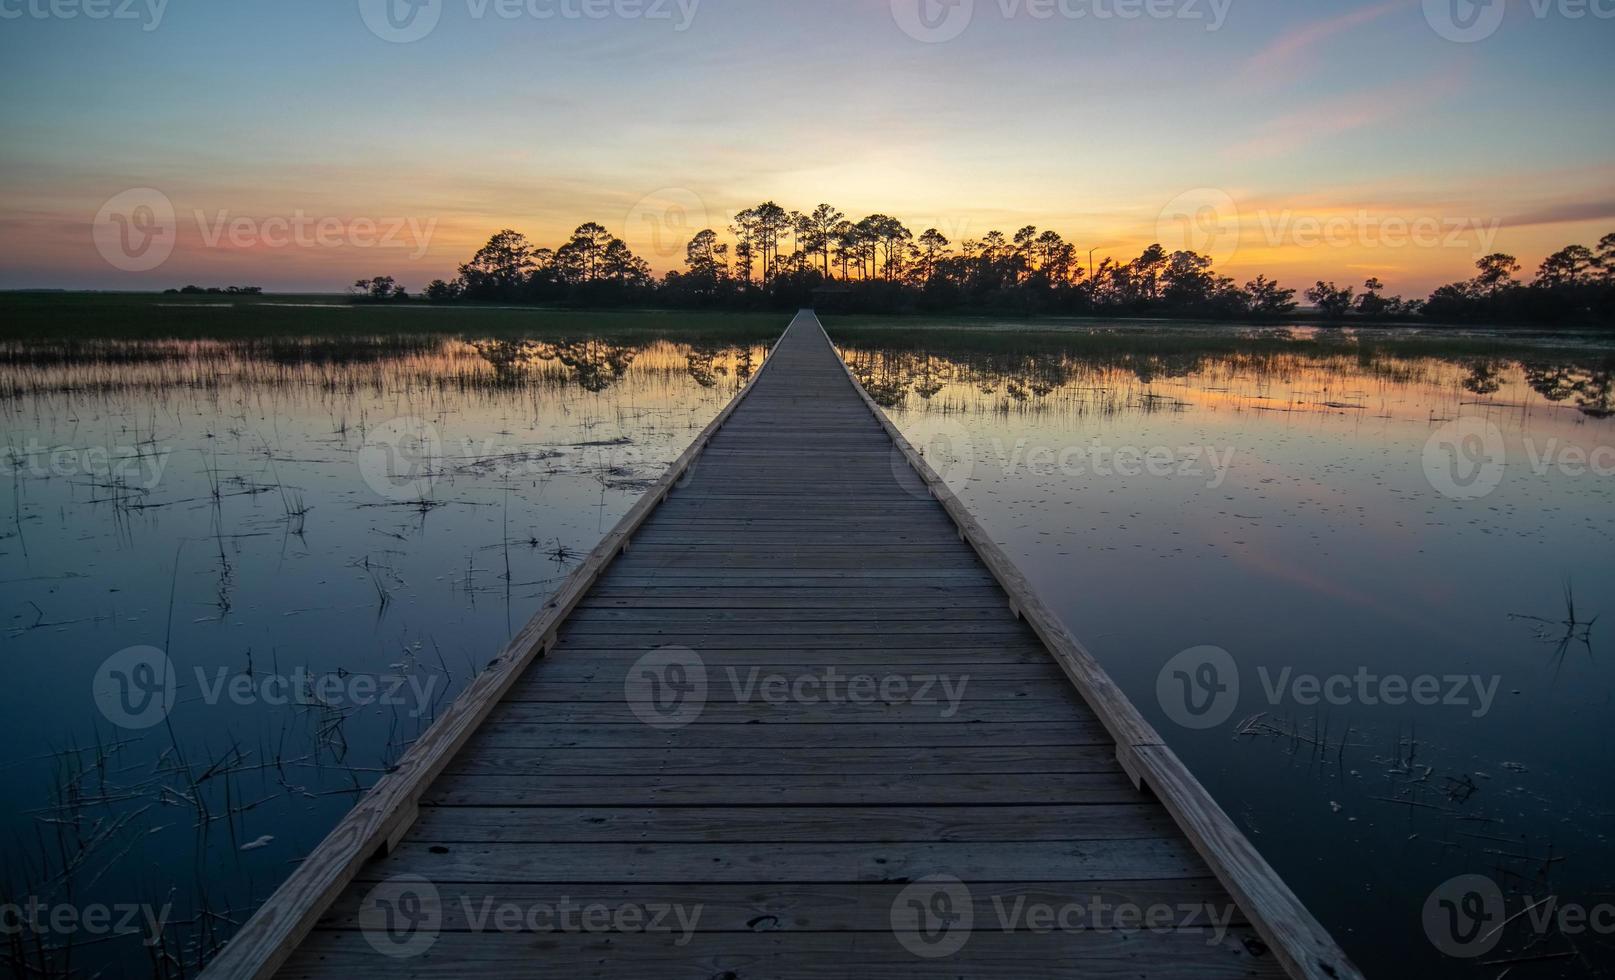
[835,323,1615,978]
[2,322,1612,977]
[0,334,767,974]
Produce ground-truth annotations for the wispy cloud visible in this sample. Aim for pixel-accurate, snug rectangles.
[1242,0,1407,81]
[1498,199,1615,230]
[1222,67,1464,162]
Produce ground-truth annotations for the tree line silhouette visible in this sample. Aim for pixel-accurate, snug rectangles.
[363,203,1613,325]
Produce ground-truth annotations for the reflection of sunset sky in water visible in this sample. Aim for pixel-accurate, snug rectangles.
[0,335,765,976]
[843,334,1615,978]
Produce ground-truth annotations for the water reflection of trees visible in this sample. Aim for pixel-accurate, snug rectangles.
[845,348,1215,411]
[1461,359,1505,395]
[473,339,771,393]
[1523,360,1615,418]
[843,344,1615,419]
[683,345,754,389]
[531,340,638,392]
[473,339,641,391]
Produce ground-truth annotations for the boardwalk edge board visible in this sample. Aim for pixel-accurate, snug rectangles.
[198,325,792,980]
[821,316,1362,980]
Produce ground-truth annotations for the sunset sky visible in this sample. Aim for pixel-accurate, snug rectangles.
[1,0,1611,295]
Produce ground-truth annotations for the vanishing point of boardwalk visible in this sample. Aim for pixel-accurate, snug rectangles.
[204,312,1361,979]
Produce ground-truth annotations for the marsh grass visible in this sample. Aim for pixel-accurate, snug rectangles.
[0,293,783,344]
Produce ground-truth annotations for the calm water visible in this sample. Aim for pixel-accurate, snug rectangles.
[835,324,1615,978]
[4,321,1613,978]
[0,334,768,975]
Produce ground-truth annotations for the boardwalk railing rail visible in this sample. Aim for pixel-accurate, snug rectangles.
[822,318,1362,980]
[199,324,793,980]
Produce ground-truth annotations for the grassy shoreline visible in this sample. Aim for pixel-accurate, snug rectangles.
[3,293,1612,363]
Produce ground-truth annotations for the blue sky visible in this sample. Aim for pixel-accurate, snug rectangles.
[2,0,1612,292]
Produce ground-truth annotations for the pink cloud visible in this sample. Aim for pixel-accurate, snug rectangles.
[1243,1,1408,80]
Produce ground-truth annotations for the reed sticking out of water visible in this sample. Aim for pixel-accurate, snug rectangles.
[1510,580,1598,669]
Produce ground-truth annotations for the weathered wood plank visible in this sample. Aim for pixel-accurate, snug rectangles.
[469,719,1109,749]
[282,931,1284,980]
[370,838,1207,883]
[426,772,1145,807]
[484,699,1087,725]
[319,879,1247,929]
[445,745,1123,776]
[402,804,1179,843]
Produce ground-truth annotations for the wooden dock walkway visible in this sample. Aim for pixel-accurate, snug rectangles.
[206,312,1360,979]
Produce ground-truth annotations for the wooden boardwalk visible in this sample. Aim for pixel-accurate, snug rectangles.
[207,312,1360,980]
